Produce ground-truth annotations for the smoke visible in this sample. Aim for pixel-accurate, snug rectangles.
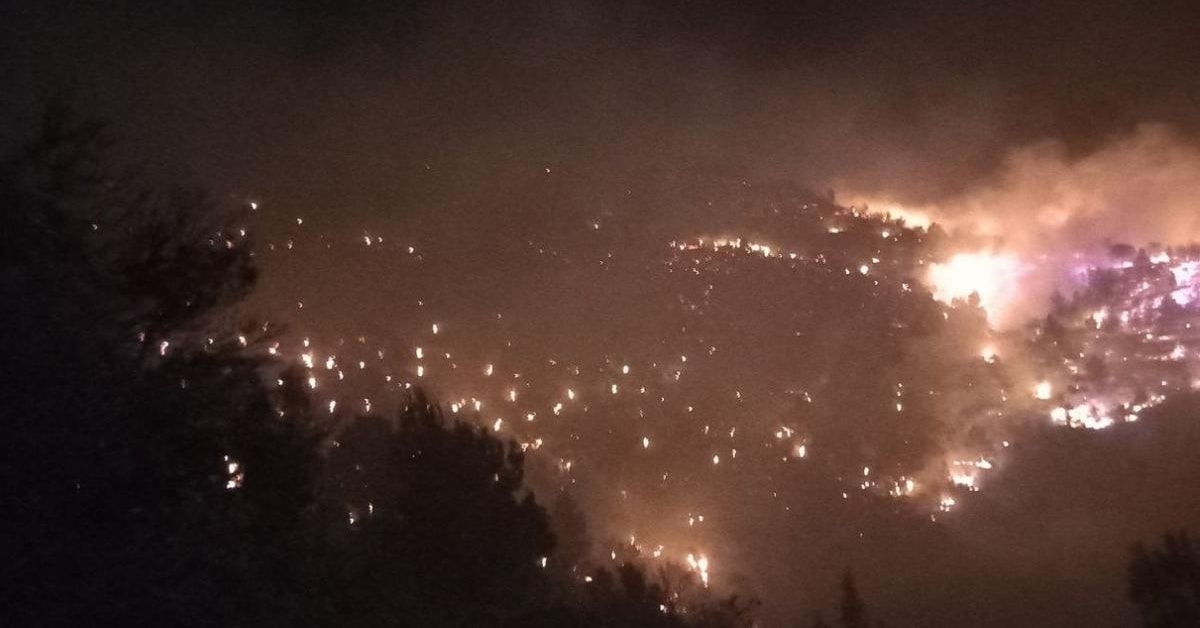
[933,124,1200,250]
[853,124,1200,325]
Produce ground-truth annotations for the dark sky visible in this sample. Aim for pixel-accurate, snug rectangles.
[6,1,1200,626]
[7,0,1200,202]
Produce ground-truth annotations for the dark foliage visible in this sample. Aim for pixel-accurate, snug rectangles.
[839,571,868,628]
[1,105,754,627]
[316,392,555,626]
[1129,531,1200,628]
[805,571,891,628]
[1,101,322,627]
[314,396,757,628]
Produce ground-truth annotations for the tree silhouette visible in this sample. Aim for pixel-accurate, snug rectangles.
[1,103,322,626]
[570,563,682,627]
[839,571,869,628]
[313,392,757,628]
[0,103,757,628]
[806,572,883,628]
[549,491,593,574]
[317,391,556,626]
[1129,531,1200,628]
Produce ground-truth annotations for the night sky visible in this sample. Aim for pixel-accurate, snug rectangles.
[7,1,1200,625]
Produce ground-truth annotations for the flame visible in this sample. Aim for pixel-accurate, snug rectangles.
[686,553,711,587]
[928,252,1026,322]
[846,198,933,230]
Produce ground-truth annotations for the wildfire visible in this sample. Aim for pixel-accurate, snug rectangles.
[928,252,1025,321]
[686,553,711,587]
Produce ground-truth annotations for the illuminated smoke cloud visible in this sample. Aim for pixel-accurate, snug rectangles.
[856,124,1200,323]
[936,124,1200,250]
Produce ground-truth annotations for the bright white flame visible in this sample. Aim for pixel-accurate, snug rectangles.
[950,472,976,489]
[686,553,711,587]
[855,200,933,229]
[928,252,1026,322]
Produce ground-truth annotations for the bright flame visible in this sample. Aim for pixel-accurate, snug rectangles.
[855,200,933,230]
[686,553,711,587]
[928,252,1025,322]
